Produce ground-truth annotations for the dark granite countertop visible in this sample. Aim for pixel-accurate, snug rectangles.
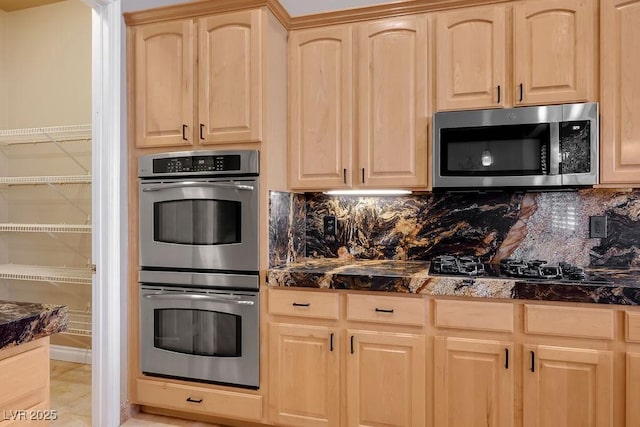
[267,259,640,306]
[0,301,68,351]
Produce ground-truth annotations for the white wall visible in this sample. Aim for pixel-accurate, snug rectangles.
[0,10,7,129]
[279,0,395,16]
[6,0,91,128]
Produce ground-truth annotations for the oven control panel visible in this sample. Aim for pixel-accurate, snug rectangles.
[139,150,259,177]
[154,155,241,174]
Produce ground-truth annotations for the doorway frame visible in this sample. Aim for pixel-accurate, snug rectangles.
[81,0,122,425]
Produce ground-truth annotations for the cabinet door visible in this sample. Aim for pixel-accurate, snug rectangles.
[513,0,596,106]
[198,10,262,144]
[134,20,194,148]
[436,5,507,111]
[346,330,425,427]
[357,16,429,188]
[523,345,613,427]
[627,353,640,427]
[269,323,339,427]
[600,0,640,185]
[434,337,514,427]
[289,26,354,190]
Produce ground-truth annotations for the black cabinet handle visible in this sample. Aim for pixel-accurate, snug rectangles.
[292,302,310,307]
[182,124,188,141]
[497,85,501,103]
[186,397,203,403]
[519,83,524,102]
[530,350,535,372]
[361,168,365,184]
[330,333,334,352]
[200,123,204,140]
[343,168,347,184]
[375,308,394,314]
[505,348,509,369]
[350,335,354,354]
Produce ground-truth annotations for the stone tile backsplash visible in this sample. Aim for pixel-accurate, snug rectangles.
[269,189,640,268]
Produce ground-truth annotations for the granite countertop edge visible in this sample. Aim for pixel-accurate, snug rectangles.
[267,259,640,306]
[0,302,69,351]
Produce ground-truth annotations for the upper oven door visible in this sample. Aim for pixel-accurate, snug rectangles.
[433,105,564,188]
[139,177,259,272]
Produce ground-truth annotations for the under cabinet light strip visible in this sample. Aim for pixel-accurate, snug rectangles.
[324,189,412,196]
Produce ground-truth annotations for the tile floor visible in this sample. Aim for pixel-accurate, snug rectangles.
[50,360,92,426]
[50,360,226,426]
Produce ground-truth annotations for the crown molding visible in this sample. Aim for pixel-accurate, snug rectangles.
[289,0,509,29]
[123,0,290,28]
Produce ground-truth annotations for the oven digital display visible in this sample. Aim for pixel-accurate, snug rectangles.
[153,155,241,173]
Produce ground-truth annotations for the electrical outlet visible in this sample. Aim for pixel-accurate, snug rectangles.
[589,215,607,238]
[323,215,337,236]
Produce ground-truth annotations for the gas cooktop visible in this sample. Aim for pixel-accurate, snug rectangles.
[429,255,613,284]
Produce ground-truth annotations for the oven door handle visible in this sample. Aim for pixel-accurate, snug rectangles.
[141,181,255,192]
[143,292,255,305]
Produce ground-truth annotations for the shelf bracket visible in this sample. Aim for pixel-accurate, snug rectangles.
[42,131,90,174]
[45,182,90,221]
[44,231,91,264]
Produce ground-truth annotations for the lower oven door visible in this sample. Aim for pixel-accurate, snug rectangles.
[139,285,259,388]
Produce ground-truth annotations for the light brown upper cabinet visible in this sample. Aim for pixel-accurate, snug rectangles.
[289,25,354,189]
[133,10,262,148]
[600,0,640,186]
[436,5,507,111]
[289,15,429,190]
[435,0,596,111]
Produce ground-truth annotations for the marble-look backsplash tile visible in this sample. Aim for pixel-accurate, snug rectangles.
[269,191,306,267]
[269,189,640,268]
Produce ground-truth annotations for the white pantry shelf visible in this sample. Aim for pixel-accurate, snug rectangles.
[0,223,91,233]
[0,264,92,285]
[0,124,92,145]
[0,175,92,185]
[65,309,92,337]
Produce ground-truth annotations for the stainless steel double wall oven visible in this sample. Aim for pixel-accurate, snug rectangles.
[138,150,260,389]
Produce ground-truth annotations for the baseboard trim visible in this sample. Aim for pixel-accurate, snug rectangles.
[50,344,92,365]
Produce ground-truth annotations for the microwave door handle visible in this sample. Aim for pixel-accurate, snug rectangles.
[549,122,560,175]
[143,293,255,305]
[142,181,255,192]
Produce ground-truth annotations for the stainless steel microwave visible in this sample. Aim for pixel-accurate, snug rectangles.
[432,102,598,190]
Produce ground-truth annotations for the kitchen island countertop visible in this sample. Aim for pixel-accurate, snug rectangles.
[0,301,68,350]
[268,258,640,306]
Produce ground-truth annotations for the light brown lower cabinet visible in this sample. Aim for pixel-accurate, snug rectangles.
[434,336,514,427]
[0,337,50,427]
[522,344,613,427]
[626,352,640,427]
[346,330,426,427]
[269,323,339,427]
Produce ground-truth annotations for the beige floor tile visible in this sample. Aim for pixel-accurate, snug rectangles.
[50,359,91,426]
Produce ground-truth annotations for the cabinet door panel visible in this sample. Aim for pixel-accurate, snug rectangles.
[434,337,513,427]
[269,323,339,427]
[357,16,429,188]
[198,10,261,144]
[514,0,595,105]
[347,330,425,427]
[627,352,640,427]
[523,345,613,427]
[436,6,506,111]
[134,20,194,148]
[600,0,640,184]
[289,26,353,190]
